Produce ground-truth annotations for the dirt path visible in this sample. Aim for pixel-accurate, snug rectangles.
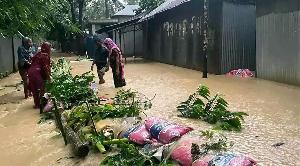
[0,57,299,166]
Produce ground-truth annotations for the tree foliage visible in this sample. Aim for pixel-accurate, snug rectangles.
[85,0,124,21]
[0,0,161,39]
[0,0,80,38]
[139,0,164,11]
[0,0,50,36]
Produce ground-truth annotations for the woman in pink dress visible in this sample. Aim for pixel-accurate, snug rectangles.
[103,38,126,88]
[28,42,51,108]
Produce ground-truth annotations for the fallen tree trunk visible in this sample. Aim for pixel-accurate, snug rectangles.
[61,113,90,157]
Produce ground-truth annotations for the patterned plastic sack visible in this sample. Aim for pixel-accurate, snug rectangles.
[119,124,151,145]
[193,153,257,166]
[144,117,193,144]
[226,69,254,78]
[170,135,204,166]
[43,100,53,112]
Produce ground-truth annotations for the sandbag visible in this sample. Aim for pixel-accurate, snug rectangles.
[119,124,151,145]
[144,117,193,144]
[43,100,53,112]
[193,153,257,166]
[170,135,204,166]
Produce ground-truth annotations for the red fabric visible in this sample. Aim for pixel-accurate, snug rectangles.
[226,69,254,78]
[111,49,125,80]
[28,42,51,107]
[30,53,51,80]
[41,42,51,55]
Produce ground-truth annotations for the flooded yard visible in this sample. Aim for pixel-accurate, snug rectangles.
[0,58,299,166]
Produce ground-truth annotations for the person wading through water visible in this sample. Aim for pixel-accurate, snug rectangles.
[18,37,33,99]
[28,42,51,109]
[103,38,126,88]
[91,37,109,84]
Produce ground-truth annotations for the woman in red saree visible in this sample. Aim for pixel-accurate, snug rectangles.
[28,42,51,108]
[103,38,126,88]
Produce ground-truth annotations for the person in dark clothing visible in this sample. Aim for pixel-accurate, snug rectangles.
[18,37,33,99]
[91,37,109,84]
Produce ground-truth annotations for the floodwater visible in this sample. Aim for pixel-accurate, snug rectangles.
[0,57,299,166]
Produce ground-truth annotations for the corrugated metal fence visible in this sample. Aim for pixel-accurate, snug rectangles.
[256,0,300,86]
[0,37,21,77]
[221,1,256,74]
[142,0,256,74]
[143,0,204,70]
[112,24,144,57]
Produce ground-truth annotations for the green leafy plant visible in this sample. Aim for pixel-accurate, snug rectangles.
[100,142,174,166]
[177,85,248,131]
[199,130,232,154]
[93,89,153,121]
[46,59,98,108]
[67,89,153,129]
[67,104,90,131]
[192,130,233,161]
[114,89,153,110]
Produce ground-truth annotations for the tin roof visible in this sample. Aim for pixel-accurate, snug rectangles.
[140,0,191,21]
[96,11,148,34]
[88,19,119,24]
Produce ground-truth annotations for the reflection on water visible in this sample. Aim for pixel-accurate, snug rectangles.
[0,60,299,166]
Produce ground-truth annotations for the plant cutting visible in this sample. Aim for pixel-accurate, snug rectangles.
[177,85,248,131]
[46,59,99,108]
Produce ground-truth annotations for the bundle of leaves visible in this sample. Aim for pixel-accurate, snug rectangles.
[196,130,233,156]
[91,104,142,121]
[177,86,248,131]
[114,89,152,117]
[114,89,153,110]
[51,58,72,79]
[46,59,98,108]
[66,105,91,131]
[92,89,153,121]
[66,89,153,131]
[100,142,174,166]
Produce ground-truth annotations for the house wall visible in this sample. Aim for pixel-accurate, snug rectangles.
[143,0,205,70]
[221,0,256,74]
[143,0,256,74]
[112,24,144,58]
[0,37,21,76]
[256,0,300,85]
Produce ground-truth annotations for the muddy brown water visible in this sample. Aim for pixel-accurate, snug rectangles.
[0,58,299,166]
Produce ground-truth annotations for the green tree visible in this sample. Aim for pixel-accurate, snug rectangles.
[0,0,54,37]
[139,0,164,11]
[85,0,124,20]
[0,0,80,38]
[46,0,81,43]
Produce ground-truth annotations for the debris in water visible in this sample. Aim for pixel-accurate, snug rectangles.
[272,142,285,147]
[4,82,22,88]
[65,156,75,159]
[56,157,62,162]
